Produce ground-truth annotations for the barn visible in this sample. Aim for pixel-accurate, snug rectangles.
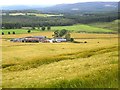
[24,36,46,42]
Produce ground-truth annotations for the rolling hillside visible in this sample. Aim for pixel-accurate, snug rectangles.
[1,1,119,89]
[52,24,115,33]
[40,2,118,13]
[88,20,119,31]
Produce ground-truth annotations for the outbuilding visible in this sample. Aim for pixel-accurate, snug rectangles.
[55,39,67,42]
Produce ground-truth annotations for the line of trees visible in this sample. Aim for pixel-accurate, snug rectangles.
[2,31,16,35]
[64,12,119,24]
[2,22,52,30]
[2,23,22,29]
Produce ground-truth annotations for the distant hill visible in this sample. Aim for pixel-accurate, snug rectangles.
[41,2,118,13]
[2,2,118,13]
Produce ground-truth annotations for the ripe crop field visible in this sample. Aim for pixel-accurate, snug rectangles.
[1,32,118,88]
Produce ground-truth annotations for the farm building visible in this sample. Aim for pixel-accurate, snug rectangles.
[48,38,67,43]
[10,36,67,43]
[10,38,24,42]
[24,36,46,42]
[55,38,67,42]
[10,36,47,43]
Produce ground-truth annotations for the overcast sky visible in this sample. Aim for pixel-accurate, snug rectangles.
[0,0,119,6]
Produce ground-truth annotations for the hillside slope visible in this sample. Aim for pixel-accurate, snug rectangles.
[52,24,116,33]
[2,2,118,13]
[88,20,119,31]
[41,2,118,13]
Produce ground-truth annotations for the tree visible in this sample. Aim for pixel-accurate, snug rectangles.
[8,32,10,34]
[41,26,45,31]
[52,30,59,38]
[37,25,40,29]
[27,30,31,33]
[52,29,70,39]
[13,31,15,34]
[59,29,68,37]
[47,26,51,30]
[70,38,74,42]
[32,26,35,30]
[14,23,22,29]
[65,32,71,41]
[2,32,4,35]
[3,23,22,29]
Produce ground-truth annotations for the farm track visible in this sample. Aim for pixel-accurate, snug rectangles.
[2,45,118,72]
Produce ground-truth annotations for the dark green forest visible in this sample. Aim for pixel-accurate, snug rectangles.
[1,10,119,29]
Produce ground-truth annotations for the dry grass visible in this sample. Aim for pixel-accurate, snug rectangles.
[1,32,118,88]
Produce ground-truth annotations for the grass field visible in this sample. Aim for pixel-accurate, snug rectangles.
[52,24,115,33]
[1,29,40,35]
[88,20,119,31]
[1,23,117,35]
[1,31,118,88]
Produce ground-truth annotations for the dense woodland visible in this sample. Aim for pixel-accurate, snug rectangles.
[2,15,76,28]
[1,10,119,29]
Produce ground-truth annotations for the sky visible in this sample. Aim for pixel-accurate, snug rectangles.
[0,0,119,6]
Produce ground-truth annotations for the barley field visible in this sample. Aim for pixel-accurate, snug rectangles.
[1,32,118,88]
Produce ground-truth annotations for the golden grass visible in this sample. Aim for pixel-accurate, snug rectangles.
[1,32,118,88]
[2,51,118,88]
[2,32,118,39]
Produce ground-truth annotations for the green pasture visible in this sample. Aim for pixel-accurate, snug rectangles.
[52,24,115,33]
[1,23,116,35]
[1,29,40,35]
[88,20,119,31]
